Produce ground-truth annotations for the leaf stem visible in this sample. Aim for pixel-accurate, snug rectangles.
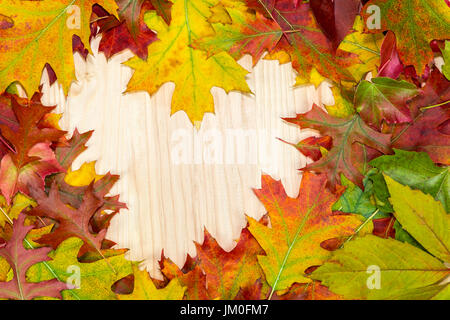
[343,209,379,246]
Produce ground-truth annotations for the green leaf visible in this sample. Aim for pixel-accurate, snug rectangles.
[355,77,419,128]
[385,176,450,262]
[333,174,388,219]
[27,238,133,300]
[311,235,450,299]
[370,150,449,212]
[443,40,450,81]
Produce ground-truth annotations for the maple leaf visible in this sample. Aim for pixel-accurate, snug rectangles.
[248,172,367,296]
[312,178,450,299]
[27,183,106,258]
[0,213,67,300]
[195,228,267,300]
[124,0,251,123]
[234,279,266,300]
[194,2,283,65]
[370,150,449,213]
[338,16,383,82]
[252,0,358,84]
[160,255,210,300]
[361,0,450,75]
[92,3,158,60]
[285,104,392,190]
[27,237,133,300]
[116,0,172,39]
[118,265,185,300]
[0,0,118,94]
[354,77,420,128]
[310,0,361,51]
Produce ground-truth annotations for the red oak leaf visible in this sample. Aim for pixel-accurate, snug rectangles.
[0,213,67,300]
[378,31,403,79]
[28,183,106,257]
[0,93,65,203]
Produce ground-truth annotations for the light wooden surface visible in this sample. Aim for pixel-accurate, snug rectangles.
[40,36,335,277]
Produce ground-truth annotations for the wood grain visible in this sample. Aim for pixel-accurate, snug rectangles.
[39,36,335,277]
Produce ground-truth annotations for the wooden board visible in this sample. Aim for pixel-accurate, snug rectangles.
[40,36,335,277]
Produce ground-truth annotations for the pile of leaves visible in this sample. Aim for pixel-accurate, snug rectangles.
[0,0,449,300]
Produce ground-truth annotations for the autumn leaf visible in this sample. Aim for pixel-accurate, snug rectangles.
[273,281,343,300]
[362,0,450,75]
[27,183,107,258]
[118,265,185,300]
[194,2,282,65]
[0,94,65,203]
[443,41,450,80]
[195,228,267,300]
[370,150,449,213]
[310,0,361,51]
[28,237,133,300]
[285,104,391,190]
[354,77,419,128]
[0,213,67,300]
[384,176,450,262]
[160,255,210,300]
[312,179,450,300]
[124,0,251,123]
[0,193,35,228]
[378,31,403,79]
[92,3,158,60]
[0,0,118,94]
[248,172,367,296]
[312,234,450,299]
[116,0,172,39]
[55,129,93,171]
[338,16,383,82]
[252,0,358,84]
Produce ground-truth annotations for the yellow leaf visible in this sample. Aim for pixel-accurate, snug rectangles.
[125,0,251,123]
[0,193,35,227]
[64,161,104,187]
[339,16,383,82]
[118,265,186,300]
[0,0,118,94]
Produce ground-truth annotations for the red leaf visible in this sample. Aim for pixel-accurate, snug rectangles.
[285,105,391,190]
[92,4,157,60]
[28,183,106,256]
[0,213,67,300]
[378,31,403,79]
[310,0,361,51]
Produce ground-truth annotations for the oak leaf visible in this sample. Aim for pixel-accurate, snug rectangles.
[0,213,67,300]
[118,265,185,300]
[27,237,133,300]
